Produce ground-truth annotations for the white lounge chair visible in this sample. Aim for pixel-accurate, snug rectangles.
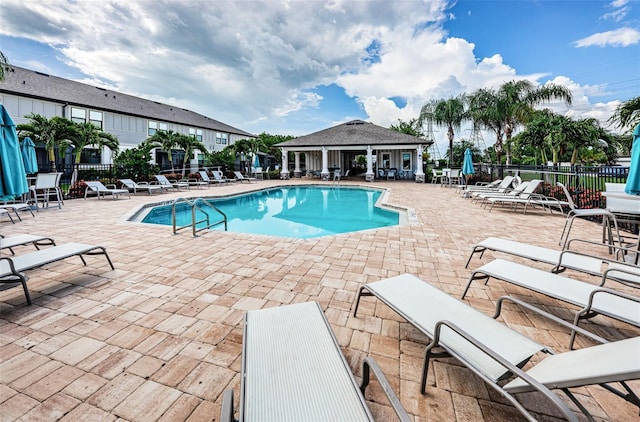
[186,175,209,189]
[0,208,15,223]
[465,175,515,198]
[472,178,527,204]
[353,274,545,393]
[483,179,544,211]
[354,274,640,421]
[154,175,189,191]
[198,171,223,185]
[0,234,56,255]
[220,301,410,422]
[84,181,131,199]
[1,200,35,220]
[119,179,163,195]
[558,182,620,248]
[212,170,234,183]
[0,242,115,305]
[464,258,640,348]
[233,171,256,183]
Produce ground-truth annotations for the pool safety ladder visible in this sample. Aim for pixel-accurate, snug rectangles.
[171,197,228,237]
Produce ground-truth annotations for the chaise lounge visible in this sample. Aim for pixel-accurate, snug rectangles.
[0,242,115,305]
[220,301,410,422]
[464,259,640,348]
[84,181,131,199]
[353,273,640,421]
[0,234,56,255]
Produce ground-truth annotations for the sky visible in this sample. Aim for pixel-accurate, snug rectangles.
[0,0,638,156]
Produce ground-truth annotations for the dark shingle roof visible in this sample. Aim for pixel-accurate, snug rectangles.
[0,66,254,137]
[275,120,432,147]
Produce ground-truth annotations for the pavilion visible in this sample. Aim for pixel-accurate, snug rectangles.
[274,120,433,182]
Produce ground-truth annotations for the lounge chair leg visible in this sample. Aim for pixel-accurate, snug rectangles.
[220,390,236,422]
[352,287,372,317]
[465,246,485,269]
[461,272,490,299]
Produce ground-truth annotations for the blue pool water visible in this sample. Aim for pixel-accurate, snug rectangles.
[139,186,399,238]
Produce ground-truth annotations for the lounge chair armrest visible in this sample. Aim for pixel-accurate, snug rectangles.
[493,295,608,344]
[360,357,411,422]
[602,265,640,288]
[219,389,236,422]
[566,237,638,259]
[428,320,576,421]
[105,184,117,189]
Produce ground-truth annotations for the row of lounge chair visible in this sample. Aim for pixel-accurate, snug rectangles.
[461,177,623,249]
[82,171,260,200]
[0,234,114,305]
[221,233,640,421]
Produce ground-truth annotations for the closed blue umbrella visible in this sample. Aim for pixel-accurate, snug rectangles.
[254,153,260,169]
[625,124,640,195]
[462,148,474,183]
[0,104,29,199]
[21,137,38,174]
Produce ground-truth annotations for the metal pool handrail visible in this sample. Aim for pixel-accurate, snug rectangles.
[171,197,228,236]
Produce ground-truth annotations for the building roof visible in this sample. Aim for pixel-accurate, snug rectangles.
[0,66,255,137]
[275,120,432,148]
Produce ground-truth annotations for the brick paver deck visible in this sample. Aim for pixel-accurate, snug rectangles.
[1,179,638,421]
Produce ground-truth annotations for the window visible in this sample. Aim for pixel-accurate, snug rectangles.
[148,121,158,136]
[159,123,168,131]
[89,111,103,129]
[216,132,227,145]
[402,152,411,171]
[382,153,390,169]
[80,148,101,164]
[71,107,86,124]
[189,128,202,141]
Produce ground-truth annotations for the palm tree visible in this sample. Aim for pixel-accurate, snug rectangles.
[467,88,505,163]
[69,122,120,184]
[174,133,208,176]
[144,130,184,172]
[71,122,120,164]
[419,96,467,166]
[609,96,640,131]
[468,80,572,164]
[0,50,10,81]
[17,114,76,171]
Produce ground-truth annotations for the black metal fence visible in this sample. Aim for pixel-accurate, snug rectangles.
[38,162,630,209]
[481,164,629,209]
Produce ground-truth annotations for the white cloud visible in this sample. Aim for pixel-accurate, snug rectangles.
[0,0,633,141]
[574,27,640,47]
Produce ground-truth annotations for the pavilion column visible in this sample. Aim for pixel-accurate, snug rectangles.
[294,152,301,178]
[321,147,330,181]
[415,145,425,183]
[280,149,290,179]
[366,145,374,182]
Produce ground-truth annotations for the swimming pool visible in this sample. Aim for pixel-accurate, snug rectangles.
[136,185,400,238]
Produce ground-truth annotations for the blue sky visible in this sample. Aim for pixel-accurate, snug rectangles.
[0,0,638,155]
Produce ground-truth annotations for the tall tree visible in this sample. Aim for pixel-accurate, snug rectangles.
[144,130,184,172]
[419,96,466,166]
[609,96,640,132]
[390,118,424,137]
[174,133,208,175]
[71,122,120,164]
[17,114,75,171]
[469,80,572,164]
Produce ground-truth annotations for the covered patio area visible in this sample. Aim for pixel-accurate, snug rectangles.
[274,120,433,182]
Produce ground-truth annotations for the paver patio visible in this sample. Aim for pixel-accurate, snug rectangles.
[1,178,638,421]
